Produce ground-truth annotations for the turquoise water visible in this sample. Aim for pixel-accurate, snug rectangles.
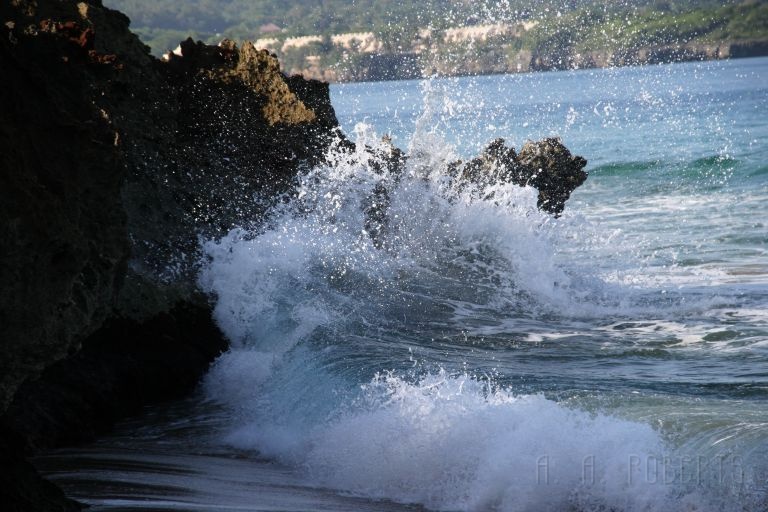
[42,58,768,511]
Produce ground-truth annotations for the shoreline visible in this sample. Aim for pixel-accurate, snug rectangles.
[32,395,427,512]
[286,39,768,85]
[329,53,768,88]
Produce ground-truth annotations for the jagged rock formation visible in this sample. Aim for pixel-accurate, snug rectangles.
[0,1,341,510]
[451,137,588,216]
[0,0,131,415]
[123,36,340,281]
[360,136,586,249]
[0,0,339,415]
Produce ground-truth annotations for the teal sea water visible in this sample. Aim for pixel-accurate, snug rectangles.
[39,58,768,511]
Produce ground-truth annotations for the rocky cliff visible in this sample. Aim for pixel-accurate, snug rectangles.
[0,1,340,509]
[0,0,339,415]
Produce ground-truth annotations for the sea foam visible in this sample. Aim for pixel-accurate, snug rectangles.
[197,82,761,510]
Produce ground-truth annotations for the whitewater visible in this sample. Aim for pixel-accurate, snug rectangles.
[39,57,768,511]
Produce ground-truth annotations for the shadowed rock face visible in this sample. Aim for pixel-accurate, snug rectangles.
[0,1,341,415]
[1,2,342,509]
[0,0,131,414]
[3,300,228,454]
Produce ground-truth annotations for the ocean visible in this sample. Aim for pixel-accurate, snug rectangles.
[38,57,768,511]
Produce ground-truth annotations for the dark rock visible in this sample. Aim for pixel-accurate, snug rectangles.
[363,182,392,249]
[123,38,341,282]
[1,1,344,510]
[2,299,227,454]
[453,137,588,215]
[0,0,130,414]
[369,135,408,177]
[0,424,81,512]
[517,137,588,215]
[454,138,524,187]
[0,0,342,414]
[361,136,407,248]
[361,136,585,248]
[286,73,340,130]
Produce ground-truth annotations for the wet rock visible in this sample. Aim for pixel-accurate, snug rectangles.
[0,424,80,512]
[124,38,341,282]
[453,138,524,187]
[519,137,588,215]
[1,0,343,413]
[360,136,407,248]
[452,137,588,215]
[286,73,340,130]
[1,300,227,454]
[361,136,586,247]
[1,1,343,509]
[363,182,392,248]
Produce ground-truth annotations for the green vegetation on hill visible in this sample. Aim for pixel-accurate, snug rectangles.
[105,0,683,53]
[568,2,768,50]
[104,0,768,80]
[108,0,474,42]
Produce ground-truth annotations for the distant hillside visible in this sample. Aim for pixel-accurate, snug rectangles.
[105,0,768,81]
[104,1,726,54]
[106,0,590,37]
